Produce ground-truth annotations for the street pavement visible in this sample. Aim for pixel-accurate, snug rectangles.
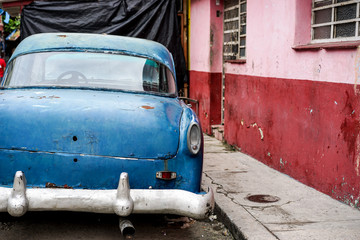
[201,135,360,240]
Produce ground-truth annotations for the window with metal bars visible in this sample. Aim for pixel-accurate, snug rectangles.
[223,0,246,60]
[312,0,360,41]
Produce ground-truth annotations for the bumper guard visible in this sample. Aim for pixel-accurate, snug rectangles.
[0,171,214,219]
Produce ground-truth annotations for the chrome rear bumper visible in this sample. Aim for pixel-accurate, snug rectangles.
[0,171,214,219]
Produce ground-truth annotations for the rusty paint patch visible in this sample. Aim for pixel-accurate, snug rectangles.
[141,105,154,109]
[31,96,46,99]
[31,95,60,99]
[45,182,72,189]
[49,95,60,99]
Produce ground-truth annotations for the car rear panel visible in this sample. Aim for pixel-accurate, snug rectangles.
[0,88,193,189]
[0,149,203,191]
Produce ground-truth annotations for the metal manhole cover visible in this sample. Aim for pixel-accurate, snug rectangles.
[246,194,280,203]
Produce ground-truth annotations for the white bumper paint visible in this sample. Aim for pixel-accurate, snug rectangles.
[0,171,214,219]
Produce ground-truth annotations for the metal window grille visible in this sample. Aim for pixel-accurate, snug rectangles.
[312,0,360,42]
[223,0,247,60]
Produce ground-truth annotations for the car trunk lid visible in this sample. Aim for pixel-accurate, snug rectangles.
[0,88,182,159]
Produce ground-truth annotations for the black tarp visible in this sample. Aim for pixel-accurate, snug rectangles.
[20,0,187,89]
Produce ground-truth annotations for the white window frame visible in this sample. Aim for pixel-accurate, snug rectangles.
[223,0,247,60]
[312,0,360,43]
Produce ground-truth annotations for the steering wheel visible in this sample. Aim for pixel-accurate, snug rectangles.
[57,71,87,83]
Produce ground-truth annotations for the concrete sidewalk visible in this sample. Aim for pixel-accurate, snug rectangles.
[201,135,360,240]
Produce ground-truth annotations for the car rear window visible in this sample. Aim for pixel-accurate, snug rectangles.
[3,51,176,95]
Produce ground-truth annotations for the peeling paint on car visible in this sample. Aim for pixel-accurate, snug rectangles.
[141,105,155,109]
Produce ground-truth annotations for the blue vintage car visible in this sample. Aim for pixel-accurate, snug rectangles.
[0,33,214,226]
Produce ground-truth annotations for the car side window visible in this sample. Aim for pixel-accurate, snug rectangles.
[143,60,160,92]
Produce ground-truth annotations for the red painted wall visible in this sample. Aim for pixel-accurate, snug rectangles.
[189,71,222,134]
[224,74,360,207]
[189,0,360,208]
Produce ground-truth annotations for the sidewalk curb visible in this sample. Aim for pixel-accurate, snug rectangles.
[202,175,278,240]
[213,202,246,240]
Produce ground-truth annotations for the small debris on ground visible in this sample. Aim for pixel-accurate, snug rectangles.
[164,216,195,229]
[208,214,217,222]
[0,222,13,231]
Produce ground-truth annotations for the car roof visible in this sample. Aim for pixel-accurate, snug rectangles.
[11,33,176,77]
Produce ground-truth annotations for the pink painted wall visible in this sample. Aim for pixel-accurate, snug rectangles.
[190,0,223,73]
[209,1,223,73]
[225,0,358,85]
[190,0,211,72]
